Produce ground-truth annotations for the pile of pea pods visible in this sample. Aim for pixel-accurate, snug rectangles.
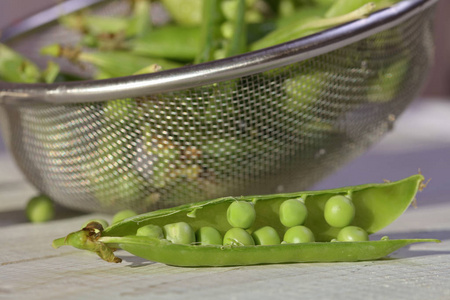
[53,174,439,267]
[1,0,403,83]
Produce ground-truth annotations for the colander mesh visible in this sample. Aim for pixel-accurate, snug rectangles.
[0,5,435,213]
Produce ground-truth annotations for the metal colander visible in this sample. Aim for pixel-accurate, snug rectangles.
[0,0,438,213]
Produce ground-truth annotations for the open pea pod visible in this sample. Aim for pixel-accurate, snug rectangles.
[53,174,439,266]
[105,236,438,266]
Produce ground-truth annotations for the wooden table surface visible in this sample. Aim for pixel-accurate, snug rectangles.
[1,99,449,300]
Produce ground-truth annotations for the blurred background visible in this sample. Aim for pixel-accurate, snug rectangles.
[1,0,449,206]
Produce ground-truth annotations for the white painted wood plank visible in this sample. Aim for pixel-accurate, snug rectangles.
[0,203,448,300]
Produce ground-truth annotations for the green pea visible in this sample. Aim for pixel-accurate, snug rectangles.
[252,226,281,245]
[163,222,196,244]
[136,225,164,239]
[81,219,109,230]
[367,57,410,103]
[195,226,223,245]
[102,99,138,124]
[282,72,327,113]
[112,209,137,224]
[283,226,315,243]
[324,195,355,228]
[279,198,308,227]
[226,201,256,229]
[223,228,255,246]
[337,226,369,242]
[26,195,54,223]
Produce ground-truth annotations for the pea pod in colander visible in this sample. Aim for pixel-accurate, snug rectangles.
[40,44,182,78]
[53,174,439,266]
[250,3,376,51]
[0,44,59,83]
[130,25,202,61]
[59,0,151,49]
[195,0,248,63]
[324,0,400,18]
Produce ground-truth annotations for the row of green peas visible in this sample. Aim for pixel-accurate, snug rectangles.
[105,195,369,246]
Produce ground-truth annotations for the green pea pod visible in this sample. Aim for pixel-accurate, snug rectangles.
[78,51,182,77]
[311,0,335,8]
[53,174,440,266]
[247,20,277,44]
[250,3,376,51]
[222,0,247,58]
[161,0,203,26]
[59,1,150,50]
[128,0,152,37]
[195,0,225,63]
[0,44,60,83]
[104,174,426,239]
[130,26,202,61]
[40,44,182,78]
[325,0,399,18]
[60,1,150,38]
[0,44,41,83]
[60,14,131,36]
[112,237,438,266]
[246,5,329,45]
[275,6,329,29]
[41,61,60,84]
[102,53,181,76]
[278,0,297,18]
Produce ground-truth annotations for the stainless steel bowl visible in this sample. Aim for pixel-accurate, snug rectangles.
[0,0,438,213]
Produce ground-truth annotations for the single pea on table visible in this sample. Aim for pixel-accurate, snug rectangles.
[52,174,440,267]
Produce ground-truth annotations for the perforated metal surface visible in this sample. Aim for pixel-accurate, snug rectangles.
[0,1,437,213]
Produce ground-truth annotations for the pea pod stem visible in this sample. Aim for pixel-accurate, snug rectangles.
[52,237,66,249]
[52,227,122,263]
